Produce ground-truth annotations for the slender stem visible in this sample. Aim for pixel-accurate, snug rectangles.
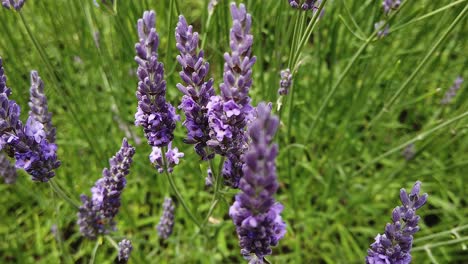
[414,224,468,242]
[413,237,468,251]
[200,157,225,229]
[49,180,80,209]
[425,247,440,264]
[105,235,120,251]
[162,150,201,228]
[88,238,102,264]
[368,4,468,127]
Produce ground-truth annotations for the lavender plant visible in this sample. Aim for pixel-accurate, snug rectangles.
[135,10,179,148]
[0,152,16,184]
[1,0,26,10]
[366,181,428,264]
[157,197,175,240]
[175,15,215,160]
[230,103,286,263]
[441,76,463,105]
[0,58,60,182]
[117,239,133,264]
[77,138,135,239]
[207,3,256,188]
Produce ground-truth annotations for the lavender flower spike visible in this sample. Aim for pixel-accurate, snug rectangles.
[29,71,56,143]
[207,3,256,188]
[135,10,178,148]
[0,58,60,182]
[0,152,17,184]
[229,103,286,262]
[157,197,175,239]
[175,15,215,160]
[278,69,292,95]
[383,0,401,14]
[441,76,463,105]
[375,21,390,39]
[366,181,428,264]
[117,239,133,264]
[77,138,135,239]
[2,0,26,11]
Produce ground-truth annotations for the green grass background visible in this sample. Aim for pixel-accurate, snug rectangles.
[0,0,467,263]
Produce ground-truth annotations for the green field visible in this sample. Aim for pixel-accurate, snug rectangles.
[0,0,467,263]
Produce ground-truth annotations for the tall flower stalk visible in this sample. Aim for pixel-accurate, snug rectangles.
[207,3,256,188]
[77,138,135,239]
[230,103,286,263]
[366,181,428,264]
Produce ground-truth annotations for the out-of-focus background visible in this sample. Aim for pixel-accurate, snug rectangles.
[0,0,467,263]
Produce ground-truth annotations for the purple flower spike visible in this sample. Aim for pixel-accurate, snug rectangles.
[278,69,292,95]
[2,0,26,11]
[77,138,135,239]
[117,239,133,264]
[441,76,463,105]
[157,197,175,239]
[375,21,390,38]
[0,58,60,182]
[149,142,184,173]
[366,181,428,264]
[383,0,401,14]
[135,10,179,148]
[175,15,216,160]
[230,103,286,262]
[0,152,17,184]
[29,71,56,143]
[207,3,256,188]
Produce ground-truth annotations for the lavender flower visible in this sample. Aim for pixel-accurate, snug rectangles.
[0,58,60,182]
[29,71,56,143]
[118,239,133,264]
[366,181,428,264]
[149,142,184,173]
[2,0,26,11]
[208,0,218,14]
[135,10,178,148]
[229,103,286,262]
[288,0,321,12]
[383,0,401,14]
[441,76,463,105]
[205,168,213,187]
[0,152,17,184]
[207,3,256,188]
[288,0,300,8]
[375,21,390,38]
[402,143,415,161]
[77,138,135,239]
[157,197,175,239]
[278,69,292,95]
[175,15,215,160]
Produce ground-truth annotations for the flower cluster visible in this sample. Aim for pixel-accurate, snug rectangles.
[375,21,390,38]
[157,197,175,239]
[207,3,256,188]
[0,58,60,182]
[441,76,463,105]
[149,143,184,174]
[135,10,178,148]
[383,0,401,14]
[288,0,320,11]
[118,239,133,264]
[0,152,17,184]
[77,138,135,239]
[366,181,428,264]
[29,71,56,143]
[229,103,286,262]
[278,69,292,95]
[1,0,26,10]
[175,15,215,160]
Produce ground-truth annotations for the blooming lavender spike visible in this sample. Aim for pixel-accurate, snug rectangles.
[366,181,428,264]
[117,239,133,264]
[77,138,135,239]
[383,0,401,14]
[175,15,215,160]
[149,142,184,173]
[135,10,178,148]
[278,69,292,95]
[2,0,26,11]
[229,103,286,262]
[29,71,56,143]
[288,0,300,8]
[375,21,390,38]
[441,76,463,105]
[0,152,17,184]
[0,58,60,182]
[207,3,256,188]
[157,197,175,239]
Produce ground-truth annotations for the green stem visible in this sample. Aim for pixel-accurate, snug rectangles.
[49,180,80,209]
[412,237,468,251]
[88,237,102,264]
[368,4,468,127]
[105,235,120,250]
[414,224,468,243]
